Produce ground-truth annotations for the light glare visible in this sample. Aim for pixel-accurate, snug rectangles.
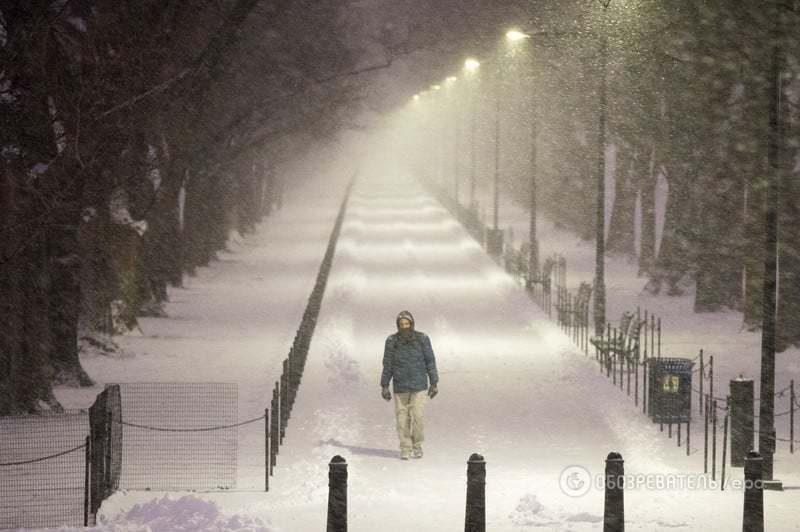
[464,58,480,72]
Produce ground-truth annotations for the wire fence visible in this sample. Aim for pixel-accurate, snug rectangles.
[0,412,89,529]
[116,382,239,491]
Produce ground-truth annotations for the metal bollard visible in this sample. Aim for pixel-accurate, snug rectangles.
[327,455,348,532]
[465,453,486,532]
[730,378,754,467]
[603,452,624,532]
[742,451,763,532]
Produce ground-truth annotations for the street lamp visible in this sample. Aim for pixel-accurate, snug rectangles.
[500,27,541,282]
[463,58,480,209]
[444,76,460,202]
[492,60,503,232]
[486,30,528,258]
[594,0,611,335]
[430,84,445,187]
[506,29,540,283]
[757,0,786,489]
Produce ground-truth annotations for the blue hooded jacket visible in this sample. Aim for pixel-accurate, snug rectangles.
[380,310,439,393]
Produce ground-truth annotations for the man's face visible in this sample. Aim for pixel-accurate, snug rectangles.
[398,318,411,330]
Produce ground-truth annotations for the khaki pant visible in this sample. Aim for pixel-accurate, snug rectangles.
[394,391,427,452]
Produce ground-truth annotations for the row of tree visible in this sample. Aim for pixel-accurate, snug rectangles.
[0,0,443,415]
[416,0,800,350]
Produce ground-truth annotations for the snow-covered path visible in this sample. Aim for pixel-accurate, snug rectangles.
[247,174,798,531]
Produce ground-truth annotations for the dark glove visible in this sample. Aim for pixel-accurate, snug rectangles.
[428,384,438,399]
[381,386,391,401]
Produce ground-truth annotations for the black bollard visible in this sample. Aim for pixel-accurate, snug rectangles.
[465,453,486,532]
[603,452,625,532]
[730,378,754,467]
[742,451,763,532]
[327,455,348,532]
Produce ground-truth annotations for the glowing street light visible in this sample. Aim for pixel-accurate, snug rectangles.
[432,84,441,91]
[505,30,529,42]
[412,94,420,101]
[446,76,457,84]
[464,58,480,73]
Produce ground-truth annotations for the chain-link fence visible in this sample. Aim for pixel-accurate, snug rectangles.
[114,382,239,491]
[0,412,89,529]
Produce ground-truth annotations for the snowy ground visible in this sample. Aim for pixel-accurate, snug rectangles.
[37,149,800,531]
[43,169,798,531]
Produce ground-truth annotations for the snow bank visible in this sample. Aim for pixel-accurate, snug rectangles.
[43,496,274,532]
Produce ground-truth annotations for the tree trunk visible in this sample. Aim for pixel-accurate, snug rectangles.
[694,168,743,311]
[48,219,93,386]
[638,147,657,276]
[778,172,800,349]
[606,146,637,257]
[651,152,698,296]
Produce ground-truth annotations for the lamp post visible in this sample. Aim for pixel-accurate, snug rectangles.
[483,46,506,257]
[464,58,480,210]
[593,0,610,335]
[493,59,501,232]
[445,76,459,202]
[485,31,529,257]
[493,31,528,232]
[757,0,785,489]
[529,109,540,282]
[506,30,540,281]
[430,85,442,188]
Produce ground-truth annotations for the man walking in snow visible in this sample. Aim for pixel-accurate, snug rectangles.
[381,310,439,460]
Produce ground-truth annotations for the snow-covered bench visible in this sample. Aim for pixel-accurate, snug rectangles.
[591,310,643,363]
[557,281,593,327]
[526,256,553,290]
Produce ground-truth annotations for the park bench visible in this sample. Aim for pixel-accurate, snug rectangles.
[556,281,593,328]
[504,243,528,283]
[527,256,554,291]
[591,310,644,364]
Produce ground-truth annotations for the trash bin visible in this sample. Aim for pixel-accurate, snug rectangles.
[646,358,694,423]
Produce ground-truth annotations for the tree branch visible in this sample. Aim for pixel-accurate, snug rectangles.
[96,68,192,119]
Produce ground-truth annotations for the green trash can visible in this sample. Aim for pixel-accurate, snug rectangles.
[647,357,694,423]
